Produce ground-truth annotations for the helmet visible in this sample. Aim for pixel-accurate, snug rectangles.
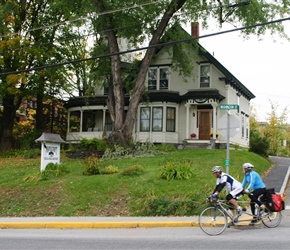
[242,163,254,170]
[212,166,222,173]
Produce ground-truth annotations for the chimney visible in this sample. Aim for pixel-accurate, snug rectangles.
[191,22,199,41]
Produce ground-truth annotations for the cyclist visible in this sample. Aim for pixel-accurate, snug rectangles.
[210,166,244,221]
[241,162,266,223]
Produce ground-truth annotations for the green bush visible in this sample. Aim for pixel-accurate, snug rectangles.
[102,165,119,174]
[249,135,270,157]
[147,196,198,216]
[83,156,101,176]
[41,163,70,180]
[120,164,144,176]
[157,160,194,180]
[79,138,109,151]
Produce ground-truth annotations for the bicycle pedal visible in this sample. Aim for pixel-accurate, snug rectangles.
[242,207,247,211]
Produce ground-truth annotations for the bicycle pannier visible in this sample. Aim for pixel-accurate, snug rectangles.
[263,188,284,212]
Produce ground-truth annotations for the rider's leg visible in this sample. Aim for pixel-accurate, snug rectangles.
[248,188,266,215]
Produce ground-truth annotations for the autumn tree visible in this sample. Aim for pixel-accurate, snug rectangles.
[262,101,289,156]
[0,0,84,150]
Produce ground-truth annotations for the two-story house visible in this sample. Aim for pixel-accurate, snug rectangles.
[65,23,255,148]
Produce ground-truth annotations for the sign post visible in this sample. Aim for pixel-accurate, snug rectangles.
[219,104,239,174]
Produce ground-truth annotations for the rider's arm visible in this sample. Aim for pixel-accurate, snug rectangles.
[214,182,226,194]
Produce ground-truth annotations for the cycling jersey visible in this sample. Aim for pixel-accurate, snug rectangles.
[214,173,243,198]
[242,170,265,191]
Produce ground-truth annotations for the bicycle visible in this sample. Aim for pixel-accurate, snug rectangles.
[199,198,282,236]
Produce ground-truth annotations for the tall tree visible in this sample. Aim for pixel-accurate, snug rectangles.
[86,0,290,145]
[0,0,82,150]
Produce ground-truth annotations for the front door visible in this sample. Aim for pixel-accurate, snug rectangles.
[198,111,211,140]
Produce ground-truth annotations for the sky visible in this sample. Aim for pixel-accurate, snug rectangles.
[186,20,290,124]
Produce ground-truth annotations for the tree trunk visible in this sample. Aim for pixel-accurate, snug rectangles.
[0,95,17,151]
[97,0,186,146]
[35,89,45,132]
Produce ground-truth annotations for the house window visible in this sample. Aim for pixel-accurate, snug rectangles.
[200,64,210,88]
[148,67,169,90]
[140,107,150,131]
[159,68,169,89]
[152,107,163,131]
[166,107,176,132]
[140,106,176,132]
[148,69,157,90]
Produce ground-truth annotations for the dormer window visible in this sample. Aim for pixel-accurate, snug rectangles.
[148,67,169,90]
[200,64,210,88]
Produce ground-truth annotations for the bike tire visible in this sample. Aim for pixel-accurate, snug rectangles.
[199,206,228,236]
[261,210,282,228]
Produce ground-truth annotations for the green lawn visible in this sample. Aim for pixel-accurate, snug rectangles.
[0,149,272,217]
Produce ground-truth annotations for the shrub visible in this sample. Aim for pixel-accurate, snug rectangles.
[41,163,70,180]
[249,135,270,157]
[147,196,198,216]
[79,138,109,151]
[157,160,194,180]
[102,165,119,174]
[83,156,101,176]
[120,164,144,176]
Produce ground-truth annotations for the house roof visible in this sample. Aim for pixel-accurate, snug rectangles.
[181,88,225,102]
[65,95,130,109]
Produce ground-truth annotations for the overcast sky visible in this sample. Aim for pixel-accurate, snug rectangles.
[187,19,290,123]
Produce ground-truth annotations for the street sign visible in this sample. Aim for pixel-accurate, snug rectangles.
[220,104,239,110]
[224,159,230,166]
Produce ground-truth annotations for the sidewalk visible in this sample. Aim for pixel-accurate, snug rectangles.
[0,156,289,229]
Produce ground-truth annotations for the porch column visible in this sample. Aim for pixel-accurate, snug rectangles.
[102,109,106,131]
[212,103,218,139]
[185,103,190,139]
[67,111,71,132]
[80,110,83,132]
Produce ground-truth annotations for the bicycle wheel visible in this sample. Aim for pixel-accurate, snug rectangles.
[199,206,228,236]
[261,210,282,228]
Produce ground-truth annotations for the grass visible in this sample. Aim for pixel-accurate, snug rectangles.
[0,148,272,217]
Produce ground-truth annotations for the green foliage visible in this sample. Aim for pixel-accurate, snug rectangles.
[23,162,70,182]
[157,160,194,180]
[41,163,70,180]
[102,141,156,159]
[120,164,144,176]
[79,138,109,151]
[250,133,270,157]
[154,144,177,152]
[22,149,40,159]
[82,156,101,176]
[102,165,119,174]
[147,196,198,216]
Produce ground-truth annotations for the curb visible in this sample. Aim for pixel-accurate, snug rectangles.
[0,221,200,229]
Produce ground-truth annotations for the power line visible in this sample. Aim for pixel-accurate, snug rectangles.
[0,0,160,39]
[1,16,289,76]
[0,1,248,53]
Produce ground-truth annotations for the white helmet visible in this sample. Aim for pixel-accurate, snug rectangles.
[242,163,254,170]
[212,166,222,173]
